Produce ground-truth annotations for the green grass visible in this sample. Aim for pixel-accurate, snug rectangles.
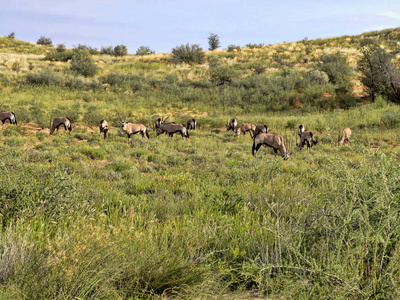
[1,102,400,298]
[1,29,400,298]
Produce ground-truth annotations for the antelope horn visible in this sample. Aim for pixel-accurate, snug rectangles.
[164,116,170,123]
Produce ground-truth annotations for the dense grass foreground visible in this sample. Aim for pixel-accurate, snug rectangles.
[0,114,400,299]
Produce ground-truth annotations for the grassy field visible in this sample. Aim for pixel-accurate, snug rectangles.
[1,31,400,299]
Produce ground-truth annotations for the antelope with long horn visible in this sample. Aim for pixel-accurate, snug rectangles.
[338,127,351,145]
[186,118,196,131]
[155,116,172,129]
[120,118,149,143]
[0,112,17,128]
[99,119,109,139]
[253,124,269,138]
[252,133,290,160]
[236,123,256,138]
[226,118,237,133]
[156,123,189,139]
[297,131,318,153]
[49,117,71,135]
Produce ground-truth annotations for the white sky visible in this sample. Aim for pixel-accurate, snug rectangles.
[1,0,400,53]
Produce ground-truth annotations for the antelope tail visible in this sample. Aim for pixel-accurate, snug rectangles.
[145,128,150,139]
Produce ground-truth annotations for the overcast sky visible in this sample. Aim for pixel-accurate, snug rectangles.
[1,0,400,53]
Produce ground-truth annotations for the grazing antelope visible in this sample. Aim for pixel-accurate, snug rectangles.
[120,119,149,143]
[298,125,305,138]
[156,123,189,139]
[154,116,176,136]
[186,118,196,131]
[236,123,256,137]
[297,131,318,153]
[252,133,290,160]
[338,127,351,145]
[49,117,71,135]
[253,124,269,137]
[226,118,237,133]
[99,119,109,139]
[0,112,17,127]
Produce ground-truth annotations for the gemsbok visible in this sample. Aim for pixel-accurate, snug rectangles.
[236,123,256,137]
[252,133,290,160]
[156,123,189,139]
[226,118,237,133]
[120,119,149,143]
[297,131,318,153]
[338,127,351,145]
[0,111,17,128]
[49,117,71,135]
[99,119,109,139]
[186,118,196,131]
[253,124,269,137]
[155,116,173,130]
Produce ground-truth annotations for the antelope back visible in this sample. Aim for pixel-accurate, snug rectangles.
[124,123,146,134]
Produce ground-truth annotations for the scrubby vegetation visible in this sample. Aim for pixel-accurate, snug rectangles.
[1,28,400,298]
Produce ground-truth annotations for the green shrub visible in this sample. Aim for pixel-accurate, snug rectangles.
[25,70,63,86]
[64,77,87,90]
[100,46,114,55]
[136,46,155,56]
[172,43,205,65]
[114,44,128,57]
[3,136,24,146]
[36,36,52,45]
[44,48,74,62]
[2,125,23,137]
[307,69,329,85]
[381,110,400,128]
[70,50,98,77]
[78,146,106,160]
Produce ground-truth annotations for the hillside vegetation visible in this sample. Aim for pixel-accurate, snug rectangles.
[0,28,400,299]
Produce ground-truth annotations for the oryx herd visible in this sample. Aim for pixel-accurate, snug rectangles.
[0,110,353,160]
[226,118,351,160]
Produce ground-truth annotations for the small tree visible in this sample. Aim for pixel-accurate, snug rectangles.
[316,53,352,93]
[208,33,220,51]
[358,45,400,103]
[37,36,53,46]
[114,45,128,57]
[7,32,15,39]
[136,46,155,56]
[70,50,98,77]
[209,57,238,85]
[171,44,205,65]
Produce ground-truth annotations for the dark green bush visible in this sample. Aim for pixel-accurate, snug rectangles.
[136,46,155,56]
[25,70,64,86]
[381,110,400,128]
[114,45,128,57]
[64,77,87,90]
[172,43,205,65]
[70,50,98,77]
[209,58,239,85]
[36,36,52,46]
[100,46,114,55]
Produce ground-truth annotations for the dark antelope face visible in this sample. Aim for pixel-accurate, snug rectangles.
[156,127,163,136]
